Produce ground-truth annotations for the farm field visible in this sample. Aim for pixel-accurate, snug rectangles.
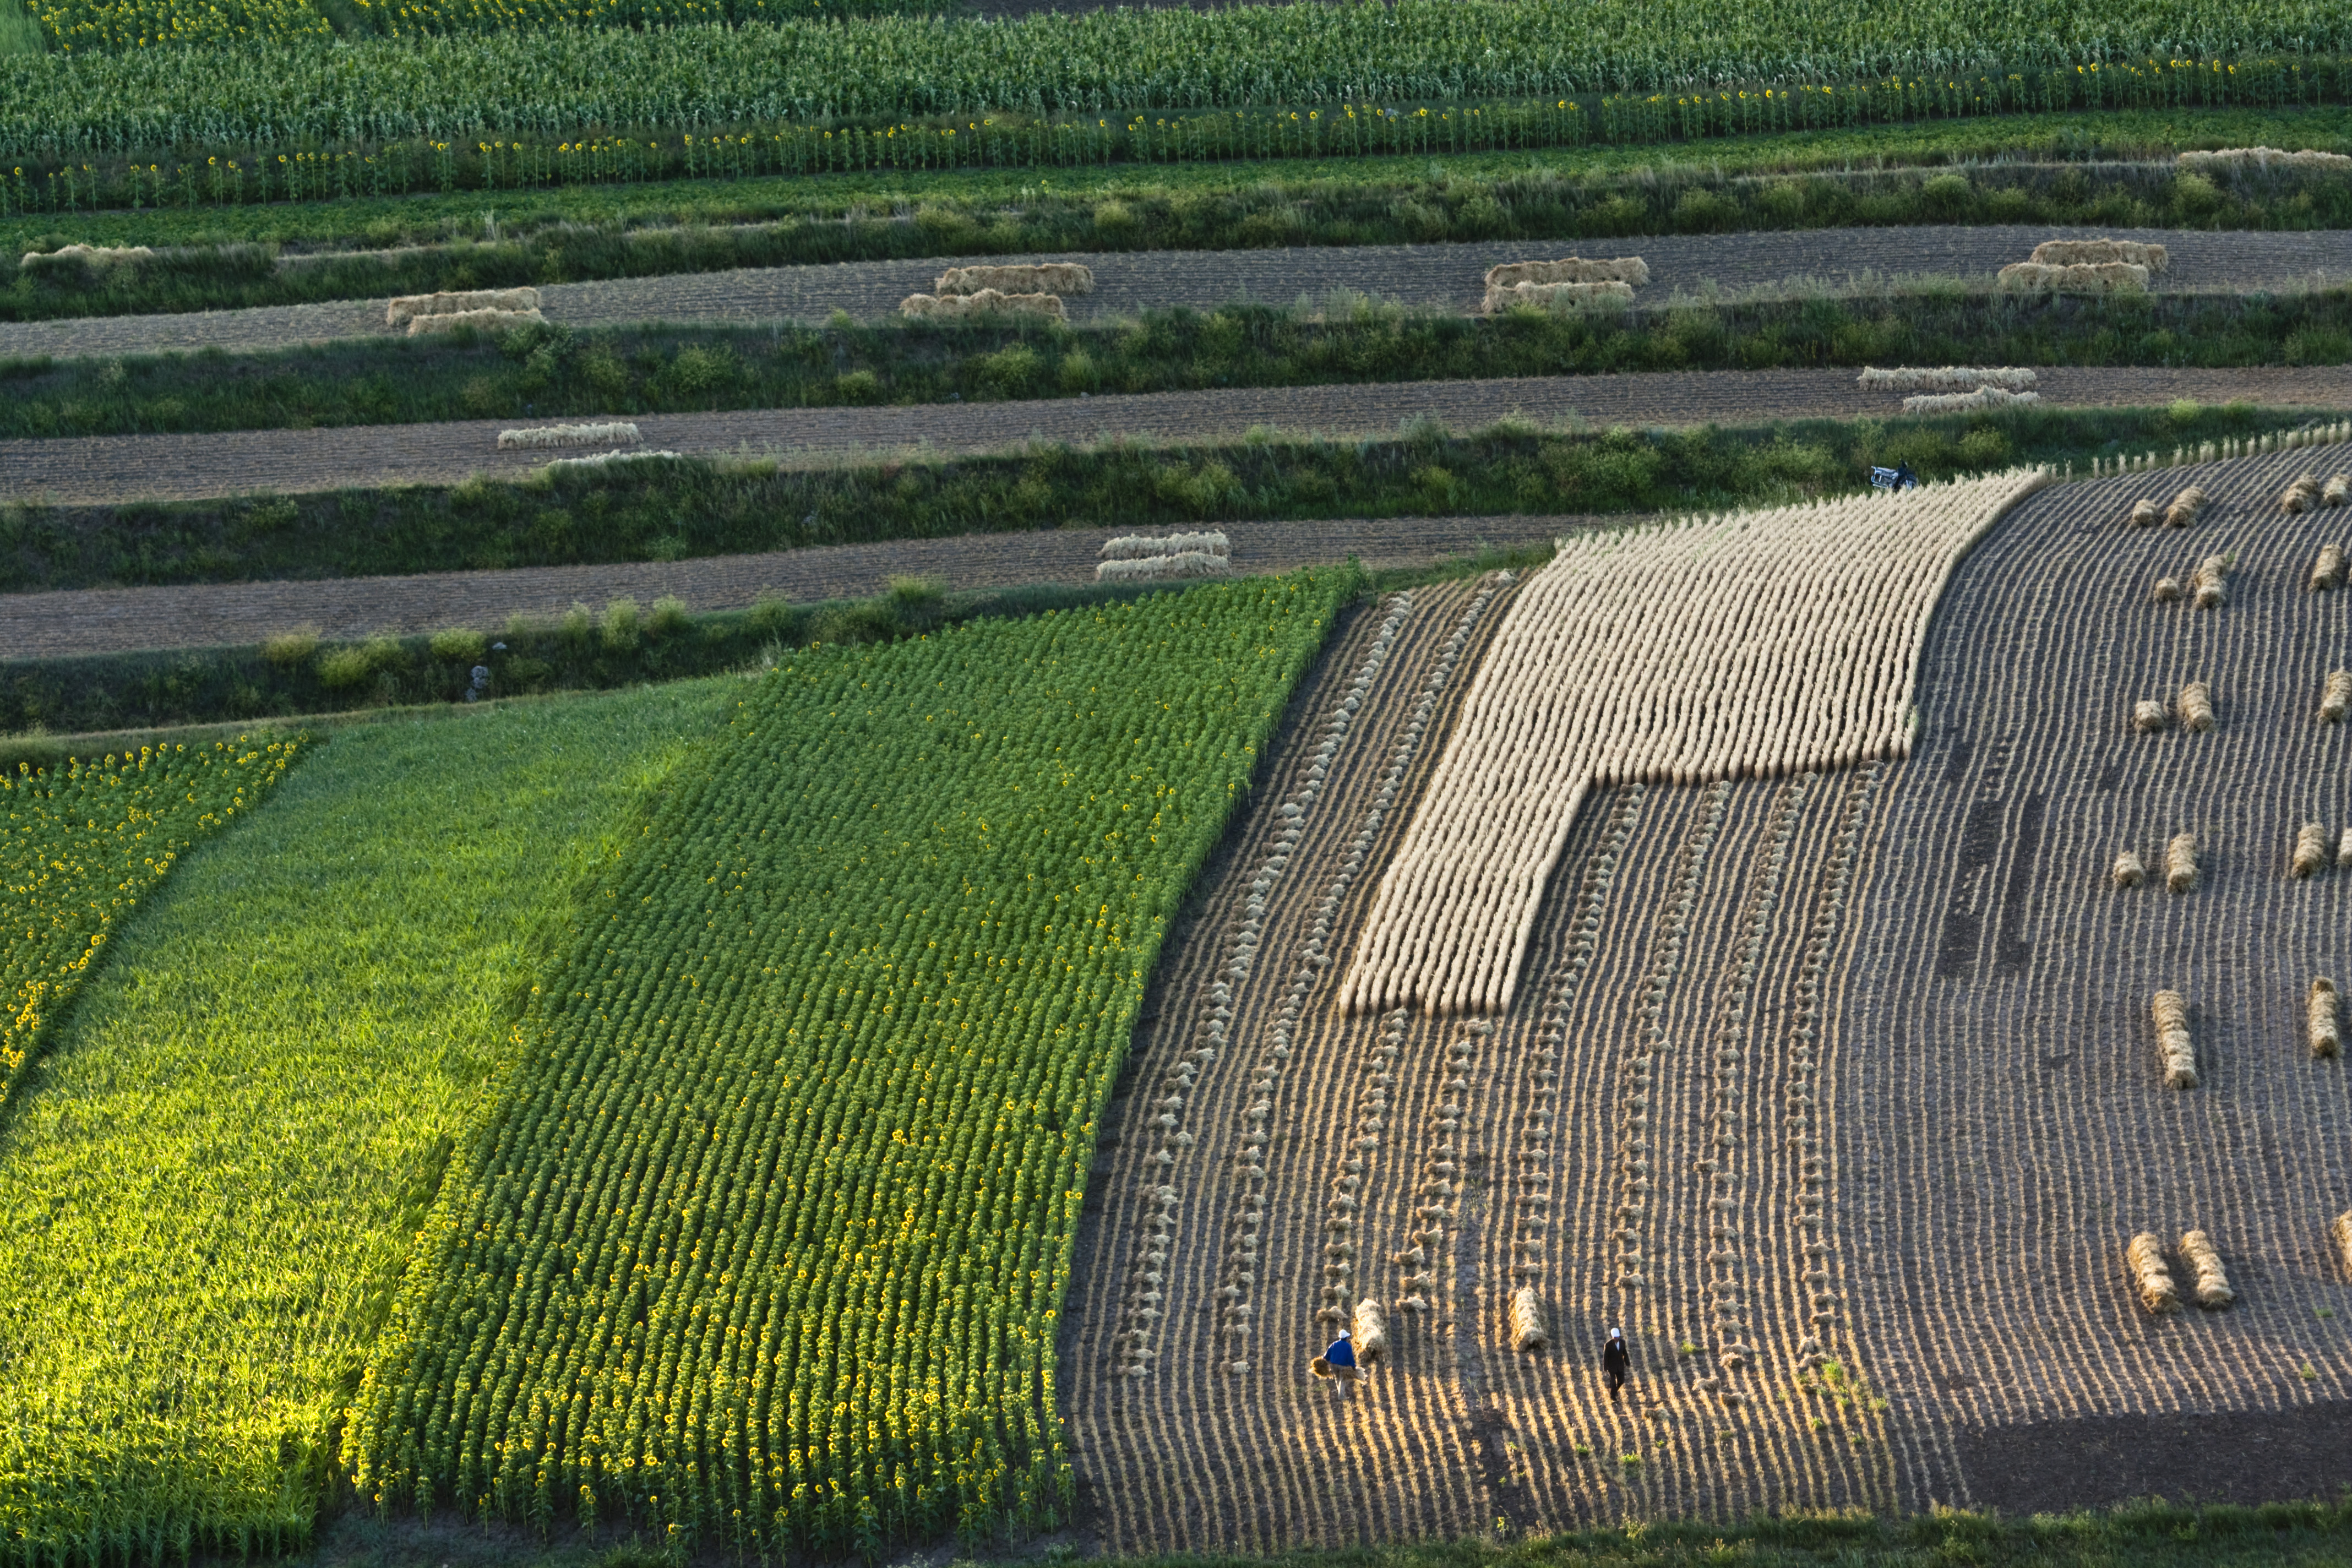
[1058,440,2352,1546]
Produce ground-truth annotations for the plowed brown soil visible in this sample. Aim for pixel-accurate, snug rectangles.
[8,366,2350,508]
[3,225,2343,363]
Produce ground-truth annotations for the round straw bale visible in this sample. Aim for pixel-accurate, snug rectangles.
[2179,1229,2234,1308]
[2320,669,2351,723]
[2293,823,2330,878]
[2310,978,2342,1059]
[2151,578,2182,604]
[2134,699,2169,732]
[2128,1232,2182,1313]
[2152,989,2196,1086]
[2178,682,2214,732]
[1508,1286,1549,1352]
[1352,1299,1387,1364]
[2165,834,2199,893]
[2312,544,2347,591]
[2111,850,2146,889]
[2130,499,2162,526]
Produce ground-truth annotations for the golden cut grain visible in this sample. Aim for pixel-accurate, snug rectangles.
[2135,699,2170,732]
[386,287,540,326]
[2179,1229,2234,1307]
[2128,1232,2183,1311]
[1353,1298,1388,1364]
[1508,1286,1549,1352]
[2310,543,2346,590]
[2294,822,2331,878]
[2029,238,2171,273]
[2112,850,2147,888]
[2166,835,2199,893]
[2153,990,2197,1086]
[2179,682,2215,731]
[2310,979,2342,1059]
[2165,486,2206,527]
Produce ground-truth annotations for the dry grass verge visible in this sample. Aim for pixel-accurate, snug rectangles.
[2153,990,2197,1087]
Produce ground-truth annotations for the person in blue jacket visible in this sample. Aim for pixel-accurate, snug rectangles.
[1319,1329,1363,1382]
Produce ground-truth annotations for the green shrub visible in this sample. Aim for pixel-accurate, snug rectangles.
[427,628,487,662]
[315,646,373,689]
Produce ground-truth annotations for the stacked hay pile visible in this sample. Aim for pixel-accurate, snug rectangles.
[1097,531,1234,581]
[1902,386,2041,413]
[389,287,542,333]
[2179,680,2217,730]
[2165,834,2199,892]
[2027,239,2171,272]
[1483,256,1647,313]
[2163,487,2207,528]
[2111,849,2147,888]
[2293,823,2332,878]
[2179,1231,2234,1308]
[542,449,681,472]
[498,421,643,450]
[2310,979,2341,1059]
[902,262,1091,322]
[1997,259,2150,294]
[2322,669,2352,722]
[2282,474,2326,513]
[1858,367,2039,393]
[2314,545,2348,591]
[902,288,1068,322]
[2152,990,2197,1087]
[2191,557,2230,609]
[20,243,154,268]
[2127,1233,2181,1311]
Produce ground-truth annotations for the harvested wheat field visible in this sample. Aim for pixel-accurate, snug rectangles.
[1061,441,2352,1546]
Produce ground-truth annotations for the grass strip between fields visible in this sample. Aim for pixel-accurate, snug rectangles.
[5,404,2340,596]
[12,288,2351,442]
[0,678,738,1565]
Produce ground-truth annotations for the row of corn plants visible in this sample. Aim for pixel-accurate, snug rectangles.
[14,55,2352,217]
[0,738,303,1113]
[340,571,1353,1558]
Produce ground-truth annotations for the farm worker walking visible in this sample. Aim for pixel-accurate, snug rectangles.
[1602,1327,1629,1402]
[1313,1329,1364,1384]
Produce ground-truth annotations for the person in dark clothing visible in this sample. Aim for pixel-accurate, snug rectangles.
[1602,1327,1629,1401]
[1320,1329,1363,1382]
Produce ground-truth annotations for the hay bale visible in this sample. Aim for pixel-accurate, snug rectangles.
[1508,1286,1548,1352]
[1353,1299,1387,1364]
[2341,827,2352,868]
[900,289,1068,322]
[2164,486,2206,527]
[2152,577,2183,604]
[1901,385,2040,413]
[407,307,543,336]
[498,421,643,450]
[1484,256,1649,290]
[2180,146,2352,172]
[1099,531,1231,560]
[2153,990,2196,1086]
[2310,978,2341,1059]
[541,448,681,472]
[2128,1232,2182,1313]
[2191,557,2228,609]
[2179,1229,2234,1308]
[2112,850,2147,889]
[2029,239,2171,273]
[2336,1211,2352,1275]
[1856,366,2038,393]
[934,262,1095,296]
[2166,835,2199,893]
[386,287,539,327]
[2130,499,2162,527]
[2324,475,2350,508]
[2179,682,2215,732]
[2135,699,2170,732]
[1996,260,2150,295]
[2282,474,2324,514]
[1096,551,1234,582]
[1484,279,1636,313]
[2317,545,2350,591]
[20,242,154,269]
[2294,822,2330,878]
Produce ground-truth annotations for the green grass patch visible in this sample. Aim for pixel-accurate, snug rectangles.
[14,286,2352,440]
[6,404,2339,596]
[0,679,737,1566]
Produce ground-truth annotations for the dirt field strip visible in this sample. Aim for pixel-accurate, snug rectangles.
[6,225,2345,364]
[10,364,2352,509]
[0,513,1567,661]
[1832,439,2352,1510]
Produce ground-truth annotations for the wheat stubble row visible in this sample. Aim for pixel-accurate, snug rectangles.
[1833,443,2352,1510]
[1343,469,2050,1017]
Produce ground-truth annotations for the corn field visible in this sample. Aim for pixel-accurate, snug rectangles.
[0,738,303,1113]
[339,574,1350,1558]
[4,0,2351,209]
[1340,469,2049,1016]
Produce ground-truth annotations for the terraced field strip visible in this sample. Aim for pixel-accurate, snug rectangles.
[5,225,2344,363]
[1835,440,2352,1511]
[0,514,1567,660]
[10,366,2352,509]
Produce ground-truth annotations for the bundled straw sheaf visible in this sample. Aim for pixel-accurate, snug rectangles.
[1096,551,1234,581]
[2313,544,2348,591]
[2165,486,2207,528]
[934,263,1095,296]
[541,449,682,472]
[1352,1299,1387,1364]
[2342,827,2352,868]
[2179,146,2352,172]
[2112,849,2147,889]
[900,290,1067,321]
[1858,366,2038,393]
[2310,978,2342,1059]
[386,287,540,327]
[1099,531,1232,560]
[21,242,153,268]
[2151,578,2184,605]
[498,421,643,450]
[2128,1232,2182,1313]
[2152,990,2197,1087]
[2179,1229,2234,1308]
[408,307,543,336]
[1484,279,1635,313]
[2322,671,2352,723]
[2191,557,2230,610]
[2134,699,2169,732]
[2131,499,2162,527]
[1902,385,2041,413]
[2028,238,2171,273]
[2282,473,2326,514]
[1508,1286,1548,1352]
[2325,475,2351,508]
[2166,834,2199,893]
[1997,261,2149,295]
[1340,467,2051,1014]
[2293,822,2331,879]
[2179,682,2215,732]
[2335,1211,2352,1275]
[1484,256,1649,290]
